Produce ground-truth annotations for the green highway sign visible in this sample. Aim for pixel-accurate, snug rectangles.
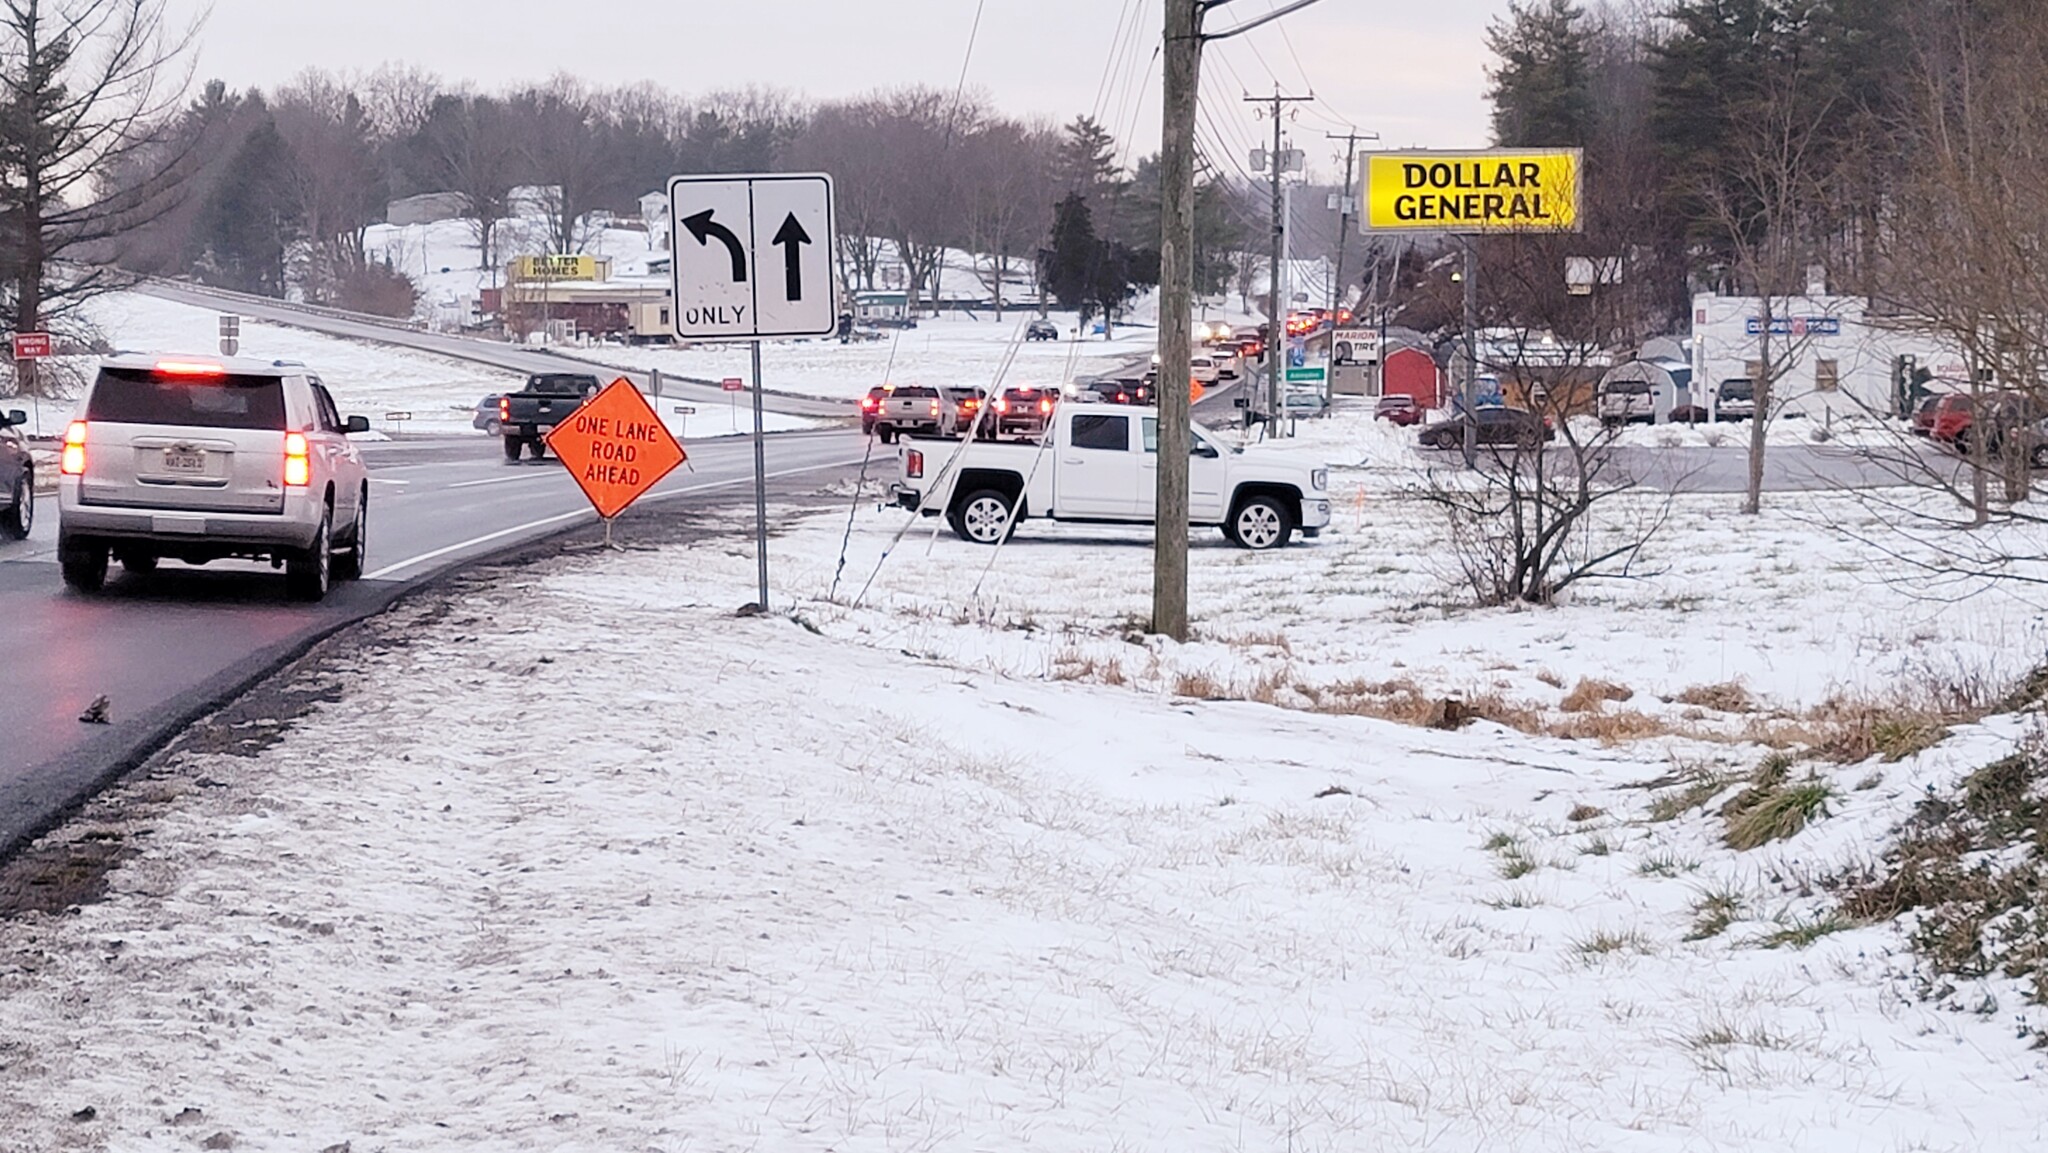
[1285,366,1327,384]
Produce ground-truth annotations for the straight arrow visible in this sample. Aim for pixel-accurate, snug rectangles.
[682,209,747,282]
[771,213,811,302]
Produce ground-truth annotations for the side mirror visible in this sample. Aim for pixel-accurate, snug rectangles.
[2,409,22,428]
[344,415,371,434]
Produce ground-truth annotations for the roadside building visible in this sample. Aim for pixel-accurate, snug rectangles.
[1691,293,1975,419]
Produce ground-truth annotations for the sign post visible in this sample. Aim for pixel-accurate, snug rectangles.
[545,378,689,546]
[667,173,838,610]
[1360,149,1583,467]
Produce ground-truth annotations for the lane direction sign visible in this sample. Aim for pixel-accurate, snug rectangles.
[545,378,688,520]
[667,173,837,341]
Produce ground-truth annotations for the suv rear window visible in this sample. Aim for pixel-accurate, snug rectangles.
[86,368,287,429]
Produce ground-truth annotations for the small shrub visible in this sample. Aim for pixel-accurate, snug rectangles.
[1172,669,1228,700]
[1638,852,1700,878]
[1724,770,1833,851]
[1567,803,1605,823]
[1580,834,1616,857]
[1561,678,1635,713]
[1482,886,1543,909]
[1648,770,1737,823]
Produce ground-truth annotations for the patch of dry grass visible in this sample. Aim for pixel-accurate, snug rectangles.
[1561,678,1636,713]
[1674,681,1757,714]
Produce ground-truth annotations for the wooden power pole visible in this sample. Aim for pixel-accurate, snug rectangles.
[1153,0,1325,642]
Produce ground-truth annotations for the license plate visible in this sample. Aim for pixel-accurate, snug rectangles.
[163,450,206,473]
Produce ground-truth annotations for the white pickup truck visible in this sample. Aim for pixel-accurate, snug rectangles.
[890,403,1331,550]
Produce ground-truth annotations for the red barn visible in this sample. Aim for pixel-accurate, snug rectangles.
[1382,346,1442,408]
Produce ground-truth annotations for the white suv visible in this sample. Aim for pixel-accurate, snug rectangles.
[57,354,371,601]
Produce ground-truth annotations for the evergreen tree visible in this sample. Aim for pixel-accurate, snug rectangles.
[1038,193,1100,317]
[1485,0,1595,147]
[196,105,299,296]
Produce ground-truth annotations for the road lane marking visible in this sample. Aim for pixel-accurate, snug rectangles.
[446,474,554,490]
[362,456,869,582]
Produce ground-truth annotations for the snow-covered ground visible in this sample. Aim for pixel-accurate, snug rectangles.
[5,490,2046,1150]
[7,397,2048,1149]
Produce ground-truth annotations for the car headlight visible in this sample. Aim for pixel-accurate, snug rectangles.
[1311,468,1328,491]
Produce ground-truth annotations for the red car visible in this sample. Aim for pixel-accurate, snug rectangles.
[1910,394,1943,438]
[1929,393,1974,448]
[1375,395,1424,426]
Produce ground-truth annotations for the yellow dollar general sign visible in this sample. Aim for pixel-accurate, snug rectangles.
[1364,150,1582,233]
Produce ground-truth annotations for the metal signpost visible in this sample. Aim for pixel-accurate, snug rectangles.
[667,173,838,610]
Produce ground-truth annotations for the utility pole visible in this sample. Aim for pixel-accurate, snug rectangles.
[1326,129,1377,319]
[1462,240,1479,468]
[1153,0,1325,642]
[1248,88,1313,435]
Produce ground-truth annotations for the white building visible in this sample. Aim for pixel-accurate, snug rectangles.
[1692,293,1974,419]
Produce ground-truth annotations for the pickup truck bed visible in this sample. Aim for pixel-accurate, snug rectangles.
[501,373,602,461]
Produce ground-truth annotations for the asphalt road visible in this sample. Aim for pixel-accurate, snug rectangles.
[0,427,870,860]
[135,281,855,419]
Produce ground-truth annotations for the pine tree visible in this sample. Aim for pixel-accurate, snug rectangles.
[1485,0,1595,147]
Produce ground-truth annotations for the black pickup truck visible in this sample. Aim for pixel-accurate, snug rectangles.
[500,373,602,460]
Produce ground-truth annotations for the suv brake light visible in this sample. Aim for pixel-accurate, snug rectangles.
[861,395,878,410]
[284,432,311,487]
[1039,398,1052,414]
[995,398,1009,414]
[906,449,924,479]
[929,399,940,417]
[155,359,226,377]
[61,421,87,475]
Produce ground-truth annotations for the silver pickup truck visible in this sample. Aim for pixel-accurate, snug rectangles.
[891,403,1331,550]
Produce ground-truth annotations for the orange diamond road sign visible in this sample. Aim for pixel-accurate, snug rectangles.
[545,378,687,519]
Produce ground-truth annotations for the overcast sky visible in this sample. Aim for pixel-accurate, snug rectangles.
[167,0,1503,180]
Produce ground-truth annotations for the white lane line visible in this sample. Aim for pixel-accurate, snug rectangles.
[369,477,411,486]
[446,474,551,490]
[363,456,870,582]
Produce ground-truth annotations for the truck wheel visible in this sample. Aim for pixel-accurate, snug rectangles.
[60,538,108,593]
[1,473,29,539]
[528,438,549,461]
[286,506,332,602]
[1228,495,1294,551]
[878,425,896,445]
[333,488,367,581]
[504,436,524,461]
[949,489,1016,545]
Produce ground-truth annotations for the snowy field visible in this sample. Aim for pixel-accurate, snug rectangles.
[8,293,818,440]
[6,394,2048,1149]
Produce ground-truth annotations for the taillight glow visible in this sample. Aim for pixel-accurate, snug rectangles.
[995,398,1009,414]
[906,449,924,479]
[61,421,87,475]
[861,395,878,410]
[1039,398,1053,414]
[284,432,311,487]
[929,400,940,417]
[155,359,226,377]
[498,397,510,420]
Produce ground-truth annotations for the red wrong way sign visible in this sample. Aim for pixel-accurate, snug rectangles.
[12,332,52,360]
[544,378,688,519]
[722,377,744,392]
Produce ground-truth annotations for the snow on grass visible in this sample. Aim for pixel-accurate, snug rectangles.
[3,526,2044,1151]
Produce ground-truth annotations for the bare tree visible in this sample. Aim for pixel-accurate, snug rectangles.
[509,79,613,256]
[0,0,197,393]
[417,94,521,273]
[357,61,442,142]
[271,70,386,303]
[958,119,1057,318]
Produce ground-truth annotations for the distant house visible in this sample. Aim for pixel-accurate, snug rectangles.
[386,192,466,226]
[853,290,910,325]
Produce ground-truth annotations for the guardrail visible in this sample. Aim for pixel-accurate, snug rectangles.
[141,278,431,333]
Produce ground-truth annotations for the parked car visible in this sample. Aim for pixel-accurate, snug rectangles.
[1,407,33,540]
[993,385,1060,438]
[1910,394,1943,438]
[56,354,371,600]
[1375,395,1424,426]
[1713,379,1757,421]
[472,394,503,435]
[1417,406,1554,450]
[890,403,1331,550]
[870,384,950,444]
[1929,393,1975,448]
[1282,390,1328,418]
[499,372,601,460]
[1596,379,1654,425]
[945,386,989,435]
[1024,318,1060,342]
